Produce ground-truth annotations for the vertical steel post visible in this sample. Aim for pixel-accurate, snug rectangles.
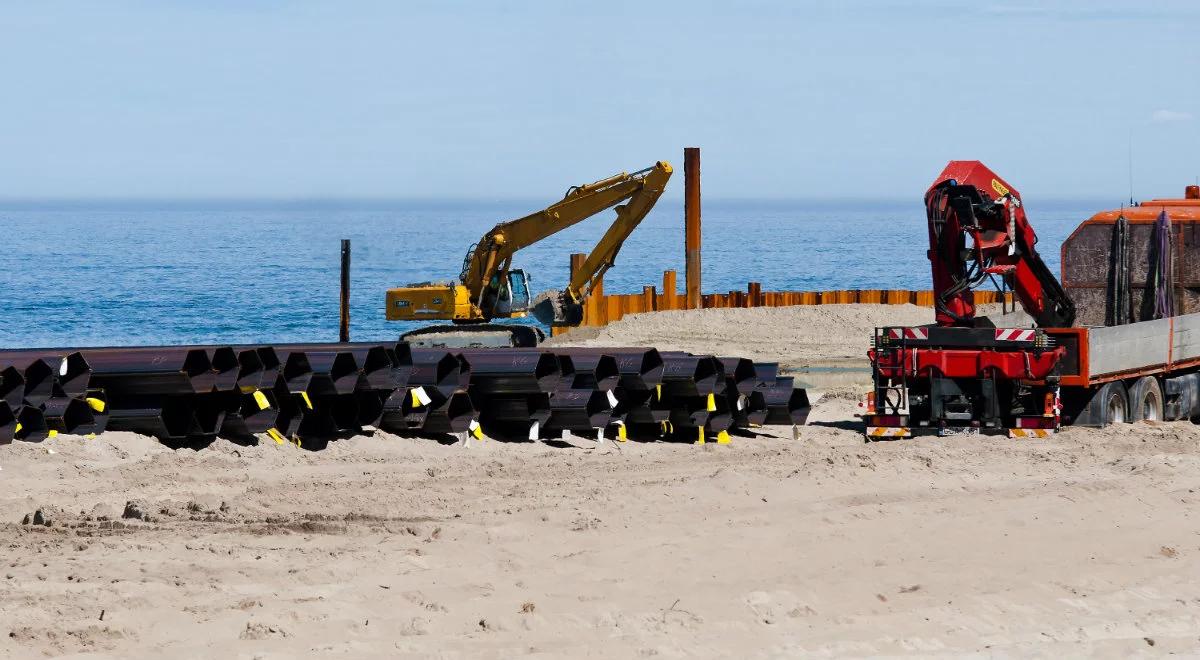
[569,253,586,284]
[684,147,702,309]
[568,252,587,331]
[662,270,677,310]
[339,239,351,343]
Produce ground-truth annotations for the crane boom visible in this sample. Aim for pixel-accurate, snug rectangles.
[925,160,1075,328]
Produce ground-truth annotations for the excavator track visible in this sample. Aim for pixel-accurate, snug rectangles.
[400,324,545,349]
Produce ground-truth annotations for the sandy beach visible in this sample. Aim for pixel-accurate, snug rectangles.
[2,305,1197,658]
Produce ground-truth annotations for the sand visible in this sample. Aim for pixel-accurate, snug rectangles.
[546,303,1032,373]
[2,304,1197,658]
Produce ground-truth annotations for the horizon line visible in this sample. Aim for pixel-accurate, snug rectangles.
[0,194,1126,208]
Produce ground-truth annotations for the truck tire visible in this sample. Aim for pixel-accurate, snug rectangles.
[1097,381,1130,425]
[1128,376,1164,422]
[1072,381,1130,427]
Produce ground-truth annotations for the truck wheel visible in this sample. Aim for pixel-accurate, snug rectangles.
[1128,376,1163,422]
[1067,381,1131,428]
[1098,381,1130,425]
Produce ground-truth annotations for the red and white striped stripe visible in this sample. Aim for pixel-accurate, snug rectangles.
[994,328,1036,341]
[887,327,928,340]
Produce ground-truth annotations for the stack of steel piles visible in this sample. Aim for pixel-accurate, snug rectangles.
[750,363,812,426]
[456,347,809,443]
[87,346,242,444]
[0,350,104,443]
[0,342,808,447]
[379,345,475,436]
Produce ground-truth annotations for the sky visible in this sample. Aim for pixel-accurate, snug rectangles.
[0,1,1197,202]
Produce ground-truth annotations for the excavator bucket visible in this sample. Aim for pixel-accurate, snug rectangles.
[530,290,584,326]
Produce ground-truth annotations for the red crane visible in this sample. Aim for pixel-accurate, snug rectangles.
[865,161,1072,437]
[925,160,1075,328]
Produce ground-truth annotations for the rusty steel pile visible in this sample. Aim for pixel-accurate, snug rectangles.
[0,343,809,448]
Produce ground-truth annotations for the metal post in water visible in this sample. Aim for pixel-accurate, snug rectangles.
[340,239,351,342]
[684,147,702,309]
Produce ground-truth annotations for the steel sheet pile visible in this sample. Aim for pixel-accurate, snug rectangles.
[0,344,808,448]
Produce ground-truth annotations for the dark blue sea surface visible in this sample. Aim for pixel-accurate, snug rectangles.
[0,199,1106,348]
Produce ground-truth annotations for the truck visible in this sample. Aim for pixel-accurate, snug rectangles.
[864,160,1200,438]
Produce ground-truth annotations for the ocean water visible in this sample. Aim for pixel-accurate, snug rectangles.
[0,199,1106,348]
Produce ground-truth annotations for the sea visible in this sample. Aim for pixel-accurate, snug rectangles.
[0,199,1108,348]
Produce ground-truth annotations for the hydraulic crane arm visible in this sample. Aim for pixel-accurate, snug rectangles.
[460,161,672,319]
[925,161,1075,328]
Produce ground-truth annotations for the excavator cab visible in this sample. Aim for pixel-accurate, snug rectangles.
[483,269,532,317]
[508,269,531,312]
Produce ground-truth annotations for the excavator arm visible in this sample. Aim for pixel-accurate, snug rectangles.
[925,160,1075,328]
[460,160,672,322]
[565,164,673,301]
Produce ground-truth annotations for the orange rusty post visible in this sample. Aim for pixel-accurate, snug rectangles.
[568,253,587,326]
[643,286,656,312]
[569,253,586,282]
[684,147,702,309]
[662,270,677,310]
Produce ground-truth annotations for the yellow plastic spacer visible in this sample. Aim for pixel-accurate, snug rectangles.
[299,392,313,409]
[47,429,58,438]
[85,397,107,413]
[14,423,22,434]
[655,384,662,400]
[266,428,286,445]
[252,390,270,410]
[411,389,423,407]
[616,423,627,442]
[716,430,731,444]
[706,393,717,412]
[293,437,302,448]
[85,433,96,440]
[695,426,705,444]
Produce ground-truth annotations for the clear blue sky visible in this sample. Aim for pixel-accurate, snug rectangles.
[1,1,1196,201]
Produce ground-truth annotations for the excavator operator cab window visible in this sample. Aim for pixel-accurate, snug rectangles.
[508,269,532,311]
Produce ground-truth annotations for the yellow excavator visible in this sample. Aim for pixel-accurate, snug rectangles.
[385,160,673,347]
